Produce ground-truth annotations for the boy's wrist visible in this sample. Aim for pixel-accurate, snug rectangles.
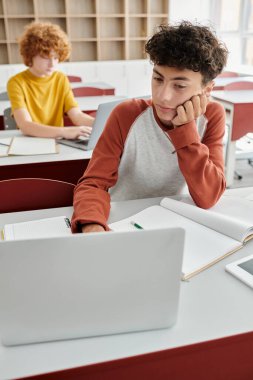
[81,223,106,233]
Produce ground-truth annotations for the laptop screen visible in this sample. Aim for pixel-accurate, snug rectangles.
[58,98,126,151]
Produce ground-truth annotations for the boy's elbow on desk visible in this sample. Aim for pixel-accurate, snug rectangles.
[192,186,226,209]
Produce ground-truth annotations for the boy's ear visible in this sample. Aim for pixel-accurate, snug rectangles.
[203,80,215,97]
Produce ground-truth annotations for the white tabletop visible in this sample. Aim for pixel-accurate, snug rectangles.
[0,189,252,379]
[0,95,126,115]
[211,89,253,103]
[214,76,253,87]
[0,130,92,166]
[0,82,114,93]
[71,81,115,90]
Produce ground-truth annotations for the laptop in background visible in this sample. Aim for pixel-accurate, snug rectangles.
[0,227,184,346]
[58,98,126,151]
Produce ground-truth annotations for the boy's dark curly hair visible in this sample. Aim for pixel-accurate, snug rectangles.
[145,21,228,85]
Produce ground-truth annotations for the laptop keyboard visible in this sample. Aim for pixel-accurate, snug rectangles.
[72,139,88,145]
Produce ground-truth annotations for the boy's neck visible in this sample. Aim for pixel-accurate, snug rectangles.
[28,67,52,78]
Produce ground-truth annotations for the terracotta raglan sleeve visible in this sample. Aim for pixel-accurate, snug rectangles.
[71,99,147,232]
[167,101,226,208]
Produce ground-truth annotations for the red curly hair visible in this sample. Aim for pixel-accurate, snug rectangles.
[19,21,71,66]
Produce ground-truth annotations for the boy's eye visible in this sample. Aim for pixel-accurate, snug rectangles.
[153,76,163,82]
[174,84,187,89]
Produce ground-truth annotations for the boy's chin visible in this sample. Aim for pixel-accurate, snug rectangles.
[45,69,55,76]
[159,117,173,127]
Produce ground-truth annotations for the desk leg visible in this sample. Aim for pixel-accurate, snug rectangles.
[225,140,236,187]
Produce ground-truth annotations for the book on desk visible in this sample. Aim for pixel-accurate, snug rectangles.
[0,136,58,156]
[109,195,253,280]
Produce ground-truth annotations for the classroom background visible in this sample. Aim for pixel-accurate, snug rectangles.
[0,0,252,188]
[1,1,253,379]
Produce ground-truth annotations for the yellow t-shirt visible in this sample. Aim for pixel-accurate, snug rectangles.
[7,70,78,127]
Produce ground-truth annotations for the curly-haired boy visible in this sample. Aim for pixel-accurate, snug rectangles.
[7,22,94,139]
[72,21,229,233]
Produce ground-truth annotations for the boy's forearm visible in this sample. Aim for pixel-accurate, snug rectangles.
[18,120,66,138]
[68,109,94,127]
[177,142,226,209]
[71,186,111,233]
[168,118,226,208]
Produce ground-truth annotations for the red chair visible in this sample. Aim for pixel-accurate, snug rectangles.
[0,178,75,213]
[67,75,82,82]
[224,81,253,91]
[72,87,106,97]
[217,71,239,78]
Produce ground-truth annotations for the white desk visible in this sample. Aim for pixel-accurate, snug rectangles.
[71,81,115,94]
[0,130,91,183]
[0,189,252,379]
[0,95,126,115]
[213,75,253,90]
[211,90,253,187]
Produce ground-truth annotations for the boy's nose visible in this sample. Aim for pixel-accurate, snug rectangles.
[49,58,56,67]
[159,86,174,104]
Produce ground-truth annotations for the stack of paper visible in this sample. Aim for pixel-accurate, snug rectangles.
[2,216,72,241]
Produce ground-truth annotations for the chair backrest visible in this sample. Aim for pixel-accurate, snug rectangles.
[224,81,253,91]
[3,107,17,130]
[0,91,9,100]
[72,86,105,97]
[67,75,82,82]
[0,178,75,213]
[218,71,239,78]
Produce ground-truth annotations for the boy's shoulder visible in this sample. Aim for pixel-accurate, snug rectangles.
[7,69,28,84]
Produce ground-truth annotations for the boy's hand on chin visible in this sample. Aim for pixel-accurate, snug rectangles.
[172,94,209,127]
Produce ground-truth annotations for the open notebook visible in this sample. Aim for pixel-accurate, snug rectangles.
[109,195,253,280]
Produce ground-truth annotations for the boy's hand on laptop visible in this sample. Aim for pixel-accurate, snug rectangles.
[172,94,208,127]
[82,223,106,233]
[62,126,92,140]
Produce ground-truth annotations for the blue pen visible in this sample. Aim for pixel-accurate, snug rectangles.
[130,221,143,230]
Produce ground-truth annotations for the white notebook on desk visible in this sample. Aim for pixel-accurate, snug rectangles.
[109,195,253,280]
[8,136,58,155]
[2,216,72,241]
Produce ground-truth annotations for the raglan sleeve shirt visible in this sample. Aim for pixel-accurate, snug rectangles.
[71,99,226,232]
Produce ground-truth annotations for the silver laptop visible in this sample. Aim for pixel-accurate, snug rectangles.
[58,98,126,151]
[0,227,184,346]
